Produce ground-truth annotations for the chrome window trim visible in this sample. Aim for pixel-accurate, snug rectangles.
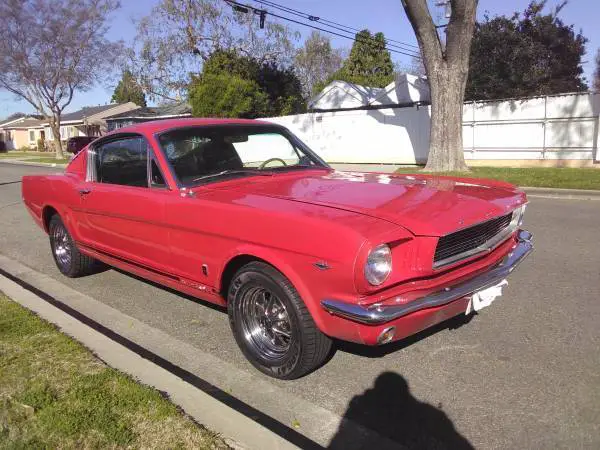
[152,123,330,189]
[86,133,150,188]
[85,145,97,182]
[147,148,169,190]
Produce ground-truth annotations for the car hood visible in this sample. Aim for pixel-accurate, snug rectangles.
[223,170,526,237]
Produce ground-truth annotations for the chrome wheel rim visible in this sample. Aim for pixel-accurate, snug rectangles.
[52,223,72,269]
[239,286,292,360]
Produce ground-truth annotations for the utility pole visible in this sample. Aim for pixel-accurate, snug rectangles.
[434,0,451,49]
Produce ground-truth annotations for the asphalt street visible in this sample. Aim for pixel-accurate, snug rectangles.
[1,163,599,449]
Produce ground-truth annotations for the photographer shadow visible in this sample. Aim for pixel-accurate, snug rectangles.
[329,372,474,450]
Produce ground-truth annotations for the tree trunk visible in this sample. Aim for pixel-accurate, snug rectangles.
[424,64,469,171]
[401,0,477,172]
[49,114,64,159]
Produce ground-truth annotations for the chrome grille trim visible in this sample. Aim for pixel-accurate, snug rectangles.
[433,212,515,269]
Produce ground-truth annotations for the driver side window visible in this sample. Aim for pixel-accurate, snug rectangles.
[94,137,148,188]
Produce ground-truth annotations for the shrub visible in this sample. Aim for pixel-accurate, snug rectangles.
[37,139,45,152]
[0,141,6,153]
[18,145,30,152]
[199,49,306,117]
[189,73,268,119]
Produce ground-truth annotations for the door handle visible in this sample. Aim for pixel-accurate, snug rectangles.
[79,188,91,195]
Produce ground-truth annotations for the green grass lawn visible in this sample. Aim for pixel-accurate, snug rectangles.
[0,295,228,449]
[0,152,68,162]
[0,152,44,158]
[22,157,70,164]
[394,166,600,190]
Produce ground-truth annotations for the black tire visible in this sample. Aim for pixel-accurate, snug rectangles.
[227,262,332,379]
[48,214,97,277]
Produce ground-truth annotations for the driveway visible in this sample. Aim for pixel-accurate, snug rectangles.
[1,163,599,449]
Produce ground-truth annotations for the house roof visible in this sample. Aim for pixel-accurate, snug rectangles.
[8,118,45,129]
[106,102,192,120]
[308,81,385,111]
[308,73,431,111]
[61,104,127,122]
[0,116,27,128]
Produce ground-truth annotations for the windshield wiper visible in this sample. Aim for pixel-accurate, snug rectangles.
[191,169,273,183]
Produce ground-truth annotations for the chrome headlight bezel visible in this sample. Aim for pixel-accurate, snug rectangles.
[364,244,392,286]
[511,203,527,228]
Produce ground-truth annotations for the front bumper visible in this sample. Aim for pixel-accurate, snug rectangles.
[321,229,533,325]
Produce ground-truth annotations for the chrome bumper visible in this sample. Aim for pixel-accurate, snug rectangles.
[321,230,533,325]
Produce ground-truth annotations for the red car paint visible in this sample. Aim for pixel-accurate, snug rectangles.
[22,118,528,345]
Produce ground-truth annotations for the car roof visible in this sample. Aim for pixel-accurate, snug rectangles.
[107,117,276,137]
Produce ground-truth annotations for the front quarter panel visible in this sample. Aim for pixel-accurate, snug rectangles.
[164,186,404,333]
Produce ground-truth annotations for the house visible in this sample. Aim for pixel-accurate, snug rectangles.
[0,102,139,150]
[43,102,139,143]
[105,102,192,132]
[0,116,44,150]
[308,73,430,112]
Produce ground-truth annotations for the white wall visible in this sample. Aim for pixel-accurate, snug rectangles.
[267,92,600,164]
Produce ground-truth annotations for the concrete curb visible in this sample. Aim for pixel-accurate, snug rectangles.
[522,186,600,200]
[0,159,68,168]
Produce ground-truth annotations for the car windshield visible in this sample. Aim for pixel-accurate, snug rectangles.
[157,125,328,187]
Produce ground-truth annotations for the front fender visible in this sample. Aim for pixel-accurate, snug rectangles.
[218,245,363,342]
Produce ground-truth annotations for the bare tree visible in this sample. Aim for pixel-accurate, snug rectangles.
[401,0,478,171]
[0,0,122,158]
[395,54,426,77]
[131,0,299,101]
[294,32,344,98]
[594,48,600,92]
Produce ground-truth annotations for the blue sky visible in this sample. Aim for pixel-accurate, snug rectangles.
[1,0,598,118]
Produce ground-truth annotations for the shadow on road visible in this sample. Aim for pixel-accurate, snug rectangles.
[329,372,473,450]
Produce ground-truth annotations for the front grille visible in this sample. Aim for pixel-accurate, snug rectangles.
[434,213,513,267]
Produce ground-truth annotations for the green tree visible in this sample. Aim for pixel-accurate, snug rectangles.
[324,30,394,89]
[195,49,305,117]
[111,70,147,107]
[466,1,588,101]
[189,73,267,118]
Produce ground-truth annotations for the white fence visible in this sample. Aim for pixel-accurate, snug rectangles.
[266,92,600,166]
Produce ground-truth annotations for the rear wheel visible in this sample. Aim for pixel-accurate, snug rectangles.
[49,215,97,277]
[227,262,332,379]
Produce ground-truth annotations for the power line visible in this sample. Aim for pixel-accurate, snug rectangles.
[224,0,421,59]
[252,0,420,54]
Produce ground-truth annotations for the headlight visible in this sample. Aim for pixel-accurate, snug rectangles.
[364,244,392,286]
[511,204,527,227]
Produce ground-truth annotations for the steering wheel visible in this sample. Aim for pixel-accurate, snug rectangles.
[259,158,288,169]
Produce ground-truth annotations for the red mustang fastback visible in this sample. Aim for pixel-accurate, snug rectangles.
[22,118,533,379]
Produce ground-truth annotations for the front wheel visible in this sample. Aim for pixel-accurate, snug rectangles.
[227,262,332,379]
